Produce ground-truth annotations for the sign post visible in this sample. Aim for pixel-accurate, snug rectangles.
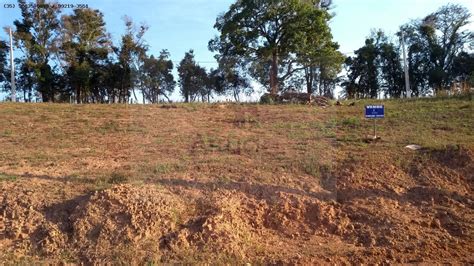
[365,105,384,139]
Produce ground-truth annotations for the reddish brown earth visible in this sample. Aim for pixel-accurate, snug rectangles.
[0,99,472,263]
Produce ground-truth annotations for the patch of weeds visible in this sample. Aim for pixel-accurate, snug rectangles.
[224,136,260,155]
[234,113,260,127]
[65,174,91,184]
[432,125,454,131]
[59,249,79,263]
[300,155,335,190]
[216,175,232,185]
[107,172,130,184]
[1,129,12,137]
[341,117,360,128]
[287,128,312,140]
[301,156,321,178]
[126,124,146,133]
[98,121,121,134]
[318,163,337,191]
[169,207,185,226]
[321,118,337,138]
[0,173,17,181]
[153,162,186,175]
[308,121,323,129]
[336,134,362,144]
[35,114,50,122]
[273,121,298,129]
[28,153,50,167]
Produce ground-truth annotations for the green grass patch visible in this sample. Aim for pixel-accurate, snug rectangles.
[1,129,13,137]
[340,117,360,128]
[153,162,187,175]
[0,173,18,181]
[107,172,130,184]
[98,120,121,134]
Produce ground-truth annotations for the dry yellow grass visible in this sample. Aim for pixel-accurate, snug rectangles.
[0,96,472,263]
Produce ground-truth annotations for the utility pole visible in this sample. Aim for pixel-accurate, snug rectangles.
[8,27,16,102]
[401,31,411,98]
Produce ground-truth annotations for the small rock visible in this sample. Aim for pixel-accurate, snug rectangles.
[405,144,422,150]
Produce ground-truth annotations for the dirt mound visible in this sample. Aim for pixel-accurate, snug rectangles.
[408,146,474,194]
[0,182,187,263]
[0,179,86,258]
[161,191,257,262]
[331,150,474,263]
[263,193,350,237]
[1,172,472,263]
[161,189,352,262]
[70,184,186,263]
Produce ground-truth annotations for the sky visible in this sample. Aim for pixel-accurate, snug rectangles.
[0,0,473,101]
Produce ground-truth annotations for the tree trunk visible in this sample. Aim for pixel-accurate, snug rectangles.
[306,66,314,94]
[319,73,324,96]
[233,90,239,102]
[76,87,81,104]
[41,91,49,102]
[132,88,138,104]
[270,50,279,95]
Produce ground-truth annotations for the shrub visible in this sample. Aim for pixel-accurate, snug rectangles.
[259,93,279,104]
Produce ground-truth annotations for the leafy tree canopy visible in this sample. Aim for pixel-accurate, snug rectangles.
[209,0,338,94]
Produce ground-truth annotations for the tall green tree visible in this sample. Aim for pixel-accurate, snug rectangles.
[59,8,110,103]
[210,57,251,102]
[16,58,35,101]
[139,50,175,103]
[344,31,407,99]
[452,51,474,87]
[117,16,149,103]
[377,33,405,98]
[343,37,380,99]
[400,4,473,95]
[13,0,61,102]
[209,0,336,95]
[301,41,344,97]
[178,50,207,102]
[293,0,344,97]
[0,40,7,84]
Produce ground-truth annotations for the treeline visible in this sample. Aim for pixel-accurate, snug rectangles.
[0,1,175,103]
[343,4,473,99]
[0,0,345,103]
[0,1,472,103]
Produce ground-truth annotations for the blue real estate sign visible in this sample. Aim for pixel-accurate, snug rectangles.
[365,105,385,118]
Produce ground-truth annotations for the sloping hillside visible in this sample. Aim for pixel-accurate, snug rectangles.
[0,96,472,264]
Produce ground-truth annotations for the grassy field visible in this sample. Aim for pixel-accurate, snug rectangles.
[0,95,472,263]
[1,96,471,185]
